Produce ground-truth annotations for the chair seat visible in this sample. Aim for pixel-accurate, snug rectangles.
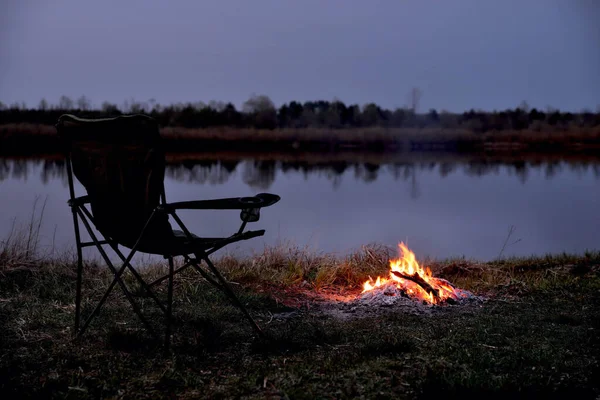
[129,229,223,256]
[131,228,265,256]
[171,230,228,253]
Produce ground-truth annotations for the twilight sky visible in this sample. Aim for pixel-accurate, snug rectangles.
[1,0,599,112]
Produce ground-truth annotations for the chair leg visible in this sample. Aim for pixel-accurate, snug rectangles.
[71,206,84,338]
[149,259,194,288]
[169,213,263,334]
[78,260,158,340]
[75,208,159,340]
[110,244,168,315]
[190,261,224,291]
[165,257,174,350]
[200,255,264,337]
[74,245,83,337]
[78,206,168,314]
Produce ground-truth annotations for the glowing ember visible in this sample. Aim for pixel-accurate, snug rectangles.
[362,242,468,304]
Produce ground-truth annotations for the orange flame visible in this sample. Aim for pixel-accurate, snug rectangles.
[362,242,463,304]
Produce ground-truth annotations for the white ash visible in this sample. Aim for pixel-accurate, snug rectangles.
[360,282,479,305]
[318,282,484,320]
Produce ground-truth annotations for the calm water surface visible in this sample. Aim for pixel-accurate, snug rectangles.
[1,157,599,261]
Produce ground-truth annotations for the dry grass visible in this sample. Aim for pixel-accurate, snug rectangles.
[0,195,49,267]
[136,241,600,307]
[160,126,480,146]
[213,242,390,290]
[1,239,599,398]
[0,123,56,137]
[2,123,600,154]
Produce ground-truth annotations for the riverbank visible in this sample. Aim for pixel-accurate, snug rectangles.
[2,123,600,157]
[1,240,599,398]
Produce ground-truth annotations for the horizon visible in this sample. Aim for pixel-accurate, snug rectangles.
[1,95,598,114]
[1,1,599,112]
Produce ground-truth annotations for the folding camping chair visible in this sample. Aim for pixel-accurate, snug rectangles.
[56,114,280,348]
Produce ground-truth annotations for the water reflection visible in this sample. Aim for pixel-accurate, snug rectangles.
[2,155,599,199]
[2,153,600,260]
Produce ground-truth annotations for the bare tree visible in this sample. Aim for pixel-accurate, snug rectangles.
[130,101,148,113]
[242,94,275,114]
[101,101,119,113]
[409,87,422,113]
[148,98,157,111]
[130,101,145,113]
[518,100,530,113]
[38,98,49,111]
[192,101,207,110]
[208,100,227,111]
[122,98,143,113]
[76,95,91,110]
[243,94,277,128]
[58,95,74,109]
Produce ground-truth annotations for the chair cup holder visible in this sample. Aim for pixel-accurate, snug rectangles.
[241,208,260,223]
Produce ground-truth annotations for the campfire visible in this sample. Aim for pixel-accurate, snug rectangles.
[361,242,471,305]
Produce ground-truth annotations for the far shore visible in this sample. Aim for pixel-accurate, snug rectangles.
[1,123,600,157]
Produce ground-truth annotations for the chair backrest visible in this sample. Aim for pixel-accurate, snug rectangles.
[56,114,172,249]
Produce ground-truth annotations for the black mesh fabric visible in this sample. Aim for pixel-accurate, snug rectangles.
[56,114,174,252]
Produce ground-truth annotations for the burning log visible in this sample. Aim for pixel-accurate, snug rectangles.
[362,242,469,305]
[390,270,439,299]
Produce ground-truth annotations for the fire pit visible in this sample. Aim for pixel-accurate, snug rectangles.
[360,242,476,305]
[309,243,483,321]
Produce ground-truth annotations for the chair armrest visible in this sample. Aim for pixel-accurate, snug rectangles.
[67,195,91,207]
[160,193,280,212]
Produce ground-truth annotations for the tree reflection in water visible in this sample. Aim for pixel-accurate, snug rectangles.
[1,155,600,200]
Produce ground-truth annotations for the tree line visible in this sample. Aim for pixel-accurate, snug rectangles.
[1,94,599,132]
